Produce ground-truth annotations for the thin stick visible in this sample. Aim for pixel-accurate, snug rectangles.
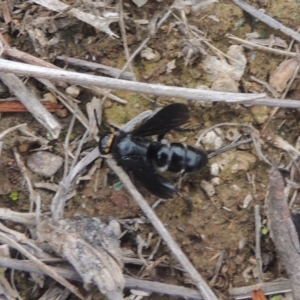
[227,34,298,57]
[106,158,218,300]
[254,205,263,283]
[118,0,135,78]
[232,0,300,43]
[0,59,268,103]
[209,250,225,286]
[0,123,27,140]
[13,148,39,213]
[119,8,173,75]
[230,279,291,299]
[0,232,85,300]
[0,257,203,299]
[250,76,278,98]
[207,138,252,159]
[56,56,134,81]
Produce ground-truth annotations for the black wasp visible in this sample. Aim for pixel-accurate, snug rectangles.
[99,103,207,199]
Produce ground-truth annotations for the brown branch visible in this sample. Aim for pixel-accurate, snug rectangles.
[0,101,58,112]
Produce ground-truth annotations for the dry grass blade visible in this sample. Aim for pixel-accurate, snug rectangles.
[0,123,27,140]
[254,205,263,283]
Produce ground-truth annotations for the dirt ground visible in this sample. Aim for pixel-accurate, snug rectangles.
[1,0,300,299]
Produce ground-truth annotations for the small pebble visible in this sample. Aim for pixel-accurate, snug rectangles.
[66,85,80,98]
[27,151,63,177]
[42,92,57,103]
[18,143,29,153]
[55,108,68,118]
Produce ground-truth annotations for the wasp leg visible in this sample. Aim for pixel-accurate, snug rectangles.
[176,190,193,212]
[173,125,201,133]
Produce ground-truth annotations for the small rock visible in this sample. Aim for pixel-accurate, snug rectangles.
[201,130,223,151]
[210,163,220,176]
[42,92,56,103]
[18,143,30,153]
[211,177,220,186]
[110,194,130,208]
[27,151,63,177]
[56,108,68,118]
[200,180,215,197]
[66,85,80,98]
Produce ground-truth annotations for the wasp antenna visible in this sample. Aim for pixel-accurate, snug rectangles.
[103,121,120,132]
[94,109,101,132]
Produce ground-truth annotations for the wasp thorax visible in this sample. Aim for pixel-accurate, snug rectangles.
[99,134,115,154]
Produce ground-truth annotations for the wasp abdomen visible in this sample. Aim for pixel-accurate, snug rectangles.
[148,143,207,174]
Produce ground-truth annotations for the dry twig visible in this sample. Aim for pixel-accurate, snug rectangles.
[232,0,300,43]
[0,59,270,104]
[56,55,134,81]
[0,257,204,299]
[106,158,217,300]
[254,205,263,283]
[267,166,300,299]
[227,34,298,57]
[230,279,291,299]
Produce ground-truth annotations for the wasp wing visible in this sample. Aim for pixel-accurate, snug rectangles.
[132,103,190,137]
[121,158,175,199]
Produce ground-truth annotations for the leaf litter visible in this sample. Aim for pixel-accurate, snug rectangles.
[1,0,300,299]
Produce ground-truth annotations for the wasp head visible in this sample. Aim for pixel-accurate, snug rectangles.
[99,133,115,154]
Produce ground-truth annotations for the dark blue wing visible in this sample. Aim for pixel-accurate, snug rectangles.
[120,157,175,199]
[132,103,190,137]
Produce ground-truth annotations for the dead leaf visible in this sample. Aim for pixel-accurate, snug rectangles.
[270,58,298,93]
[166,59,176,74]
[141,47,161,61]
[202,45,246,82]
